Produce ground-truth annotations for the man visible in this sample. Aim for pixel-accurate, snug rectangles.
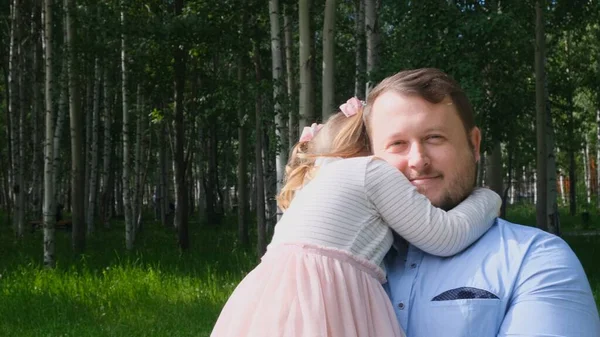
[364,68,600,336]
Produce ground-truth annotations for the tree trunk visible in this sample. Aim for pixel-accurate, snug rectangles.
[237,56,249,246]
[284,7,298,148]
[65,0,85,252]
[173,0,189,251]
[16,47,25,237]
[322,0,336,120]
[31,5,43,219]
[263,130,277,236]
[100,68,112,228]
[597,104,600,210]
[354,0,366,99]
[269,0,288,208]
[133,87,145,232]
[84,80,92,219]
[365,0,379,96]
[559,171,566,205]
[477,152,485,187]
[42,0,56,268]
[502,146,513,217]
[545,83,560,235]
[205,123,219,225]
[567,94,576,216]
[298,0,314,128]
[254,42,267,258]
[9,0,22,236]
[121,3,134,250]
[584,139,591,205]
[54,55,68,206]
[159,124,168,227]
[86,59,101,235]
[485,140,504,199]
[534,0,547,231]
[486,140,506,216]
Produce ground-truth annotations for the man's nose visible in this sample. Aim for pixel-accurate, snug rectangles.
[407,142,430,171]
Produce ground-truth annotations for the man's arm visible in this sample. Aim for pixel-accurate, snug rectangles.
[498,235,600,336]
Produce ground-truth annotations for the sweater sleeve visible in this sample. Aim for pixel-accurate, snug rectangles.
[365,158,501,256]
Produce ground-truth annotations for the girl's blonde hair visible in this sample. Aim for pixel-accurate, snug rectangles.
[276,107,370,211]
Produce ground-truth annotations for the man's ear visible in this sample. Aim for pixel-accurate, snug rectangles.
[470,127,482,162]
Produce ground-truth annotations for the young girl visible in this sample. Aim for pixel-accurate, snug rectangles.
[211,97,501,337]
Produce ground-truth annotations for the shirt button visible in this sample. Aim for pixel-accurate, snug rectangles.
[398,302,405,310]
[410,263,417,269]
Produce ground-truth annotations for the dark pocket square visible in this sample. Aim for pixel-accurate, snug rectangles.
[432,287,499,301]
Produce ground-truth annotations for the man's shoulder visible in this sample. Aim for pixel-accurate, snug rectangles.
[486,217,565,244]
[477,218,578,263]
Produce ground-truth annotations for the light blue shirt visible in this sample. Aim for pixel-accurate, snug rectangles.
[383,218,600,337]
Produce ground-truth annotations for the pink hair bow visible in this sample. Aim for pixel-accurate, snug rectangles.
[339,97,365,117]
[299,123,324,142]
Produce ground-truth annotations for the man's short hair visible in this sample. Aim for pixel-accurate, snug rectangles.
[364,68,476,134]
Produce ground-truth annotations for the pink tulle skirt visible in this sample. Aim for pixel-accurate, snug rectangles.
[210,243,405,337]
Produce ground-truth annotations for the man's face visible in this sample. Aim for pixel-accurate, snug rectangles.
[369,91,481,210]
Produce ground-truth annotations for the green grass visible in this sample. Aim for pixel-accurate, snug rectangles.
[0,207,598,336]
[0,216,257,337]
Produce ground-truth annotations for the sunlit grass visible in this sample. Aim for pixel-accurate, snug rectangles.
[0,214,256,337]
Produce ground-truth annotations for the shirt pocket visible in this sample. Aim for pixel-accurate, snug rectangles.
[428,299,501,337]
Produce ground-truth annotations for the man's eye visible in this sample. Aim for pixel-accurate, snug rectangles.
[426,135,445,142]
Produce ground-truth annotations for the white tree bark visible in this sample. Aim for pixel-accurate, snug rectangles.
[42,0,56,268]
[121,4,134,250]
[583,139,591,205]
[322,0,336,120]
[269,0,287,201]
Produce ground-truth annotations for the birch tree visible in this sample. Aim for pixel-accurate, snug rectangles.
[283,6,298,147]
[237,39,249,246]
[298,0,313,129]
[8,0,25,236]
[65,0,85,252]
[121,2,134,250]
[354,0,365,100]
[100,68,113,228]
[173,0,189,250]
[365,0,379,96]
[254,41,267,258]
[322,0,335,120]
[269,0,287,202]
[535,0,548,232]
[42,0,56,267]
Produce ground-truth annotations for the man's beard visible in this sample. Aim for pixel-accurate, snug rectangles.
[414,151,477,211]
